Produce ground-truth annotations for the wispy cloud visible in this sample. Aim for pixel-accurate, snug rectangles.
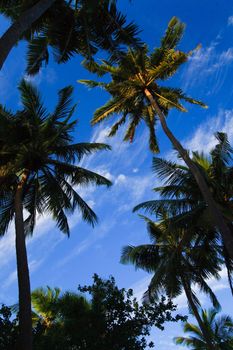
[184,108,233,152]
[182,41,233,93]
[57,219,116,268]
[24,67,57,86]
[3,259,44,289]
[228,16,233,26]
[130,276,151,301]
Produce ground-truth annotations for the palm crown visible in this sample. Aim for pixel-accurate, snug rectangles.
[0,0,141,75]
[134,133,233,223]
[31,286,89,329]
[121,215,221,307]
[133,133,233,292]
[0,79,112,236]
[80,17,206,152]
[121,214,224,349]
[174,308,233,349]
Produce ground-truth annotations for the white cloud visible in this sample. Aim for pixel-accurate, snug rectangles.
[2,258,44,289]
[3,270,17,289]
[0,226,15,268]
[208,48,233,72]
[130,276,151,301]
[24,68,57,86]
[0,213,60,293]
[115,174,127,185]
[94,169,114,182]
[228,16,233,26]
[184,109,233,152]
[182,41,233,91]
[91,127,110,144]
[57,219,117,267]
[219,48,233,62]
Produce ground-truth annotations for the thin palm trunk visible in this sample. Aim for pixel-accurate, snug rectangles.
[144,88,233,259]
[14,171,32,350]
[181,277,213,350]
[0,0,55,70]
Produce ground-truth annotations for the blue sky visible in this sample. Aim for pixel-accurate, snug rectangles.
[1,1,233,348]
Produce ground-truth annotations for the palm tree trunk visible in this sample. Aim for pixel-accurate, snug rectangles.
[14,171,32,350]
[0,0,56,70]
[144,88,233,259]
[181,277,213,350]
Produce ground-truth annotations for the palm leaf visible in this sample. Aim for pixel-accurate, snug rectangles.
[26,34,49,75]
[18,79,47,121]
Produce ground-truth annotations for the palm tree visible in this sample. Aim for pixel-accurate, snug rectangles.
[174,308,233,349]
[121,216,222,350]
[0,80,111,350]
[31,286,90,331]
[134,133,233,292]
[31,287,62,329]
[0,0,140,72]
[79,17,233,259]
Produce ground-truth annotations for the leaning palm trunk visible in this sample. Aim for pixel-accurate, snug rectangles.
[14,171,32,350]
[0,0,55,70]
[181,276,214,350]
[144,88,233,259]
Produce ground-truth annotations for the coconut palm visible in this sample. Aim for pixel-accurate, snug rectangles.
[121,216,222,350]
[31,286,90,331]
[174,308,233,349]
[0,80,111,350]
[134,133,233,292]
[0,0,140,72]
[80,17,233,259]
[31,287,62,329]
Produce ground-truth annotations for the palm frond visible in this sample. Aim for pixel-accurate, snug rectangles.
[18,79,47,121]
[152,157,188,185]
[52,86,75,121]
[55,142,111,162]
[92,97,124,124]
[26,34,49,76]
[49,160,112,188]
[0,192,15,236]
[78,79,107,89]
[161,17,185,50]
[108,114,127,137]
[121,244,159,272]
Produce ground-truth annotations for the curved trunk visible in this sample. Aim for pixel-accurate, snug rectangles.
[144,88,233,259]
[0,0,55,70]
[14,171,32,350]
[181,277,213,350]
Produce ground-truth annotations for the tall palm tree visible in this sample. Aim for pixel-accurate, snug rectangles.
[174,308,233,349]
[134,133,233,292]
[79,17,233,259]
[121,216,222,350]
[0,80,111,350]
[0,0,140,72]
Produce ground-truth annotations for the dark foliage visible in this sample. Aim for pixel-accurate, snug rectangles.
[0,305,18,350]
[32,275,185,349]
[0,0,141,75]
